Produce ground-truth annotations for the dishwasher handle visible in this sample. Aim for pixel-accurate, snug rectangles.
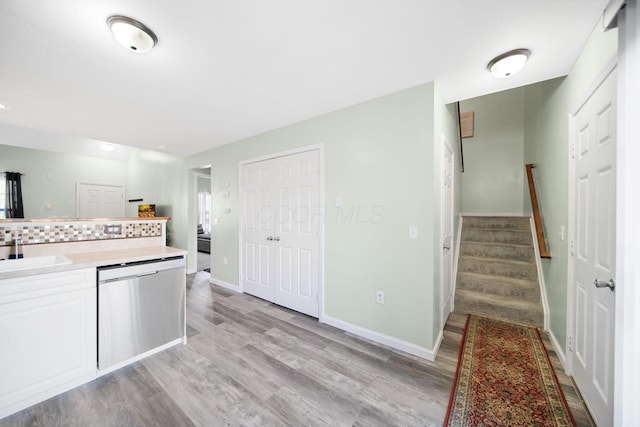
[99,271,159,284]
[98,257,185,282]
[136,271,159,278]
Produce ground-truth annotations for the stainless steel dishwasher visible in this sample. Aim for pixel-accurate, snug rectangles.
[97,256,186,371]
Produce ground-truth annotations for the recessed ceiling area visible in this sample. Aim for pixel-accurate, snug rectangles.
[0,1,607,157]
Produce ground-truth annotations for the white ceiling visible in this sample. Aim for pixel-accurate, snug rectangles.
[0,1,607,157]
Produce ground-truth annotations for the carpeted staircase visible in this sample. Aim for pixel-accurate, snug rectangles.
[455,216,544,327]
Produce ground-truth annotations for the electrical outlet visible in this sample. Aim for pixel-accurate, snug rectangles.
[103,224,122,235]
[376,290,384,304]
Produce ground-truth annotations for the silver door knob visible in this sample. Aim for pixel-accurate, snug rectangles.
[443,244,451,250]
[267,236,274,241]
[594,278,615,292]
[275,236,280,242]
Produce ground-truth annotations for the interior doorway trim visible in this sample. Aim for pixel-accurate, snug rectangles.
[238,143,325,320]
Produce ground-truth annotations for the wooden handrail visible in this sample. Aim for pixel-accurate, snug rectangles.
[526,164,551,259]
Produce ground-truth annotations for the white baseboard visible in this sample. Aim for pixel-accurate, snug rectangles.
[548,328,567,373]
[187,268,197,274]
[321,314,438,361]
[461,211,526,217]
[210,277,240,292]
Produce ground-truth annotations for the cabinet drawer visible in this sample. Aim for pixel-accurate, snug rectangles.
[0,268,95,304]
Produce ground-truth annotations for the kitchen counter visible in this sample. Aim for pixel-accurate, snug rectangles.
[0,246,186,279]
[0,244,187,419]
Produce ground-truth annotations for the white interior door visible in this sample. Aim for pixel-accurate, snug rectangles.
[76,182,124,217]
[241,149,320,317]
[571,68,616,427]
[441,137,454,325]
[241,161,275,302]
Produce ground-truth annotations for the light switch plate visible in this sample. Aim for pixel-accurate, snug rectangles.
[409,225,418,240]
[335,197,342,208]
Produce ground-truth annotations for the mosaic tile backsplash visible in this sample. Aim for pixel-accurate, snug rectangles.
[0,222,163,246]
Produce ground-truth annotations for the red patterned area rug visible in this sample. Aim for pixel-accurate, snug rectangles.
[444,314,576,426]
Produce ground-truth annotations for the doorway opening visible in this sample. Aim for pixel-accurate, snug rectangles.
[194,169,211,273]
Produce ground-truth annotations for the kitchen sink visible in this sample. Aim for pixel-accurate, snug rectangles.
[0,254,72,273]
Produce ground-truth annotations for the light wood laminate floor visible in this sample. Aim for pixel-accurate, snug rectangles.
[0,272,592,426]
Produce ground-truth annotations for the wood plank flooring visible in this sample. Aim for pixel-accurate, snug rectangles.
[0,272,593,426]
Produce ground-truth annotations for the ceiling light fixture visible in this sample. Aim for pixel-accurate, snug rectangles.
[0,103,8,110]
[107,15,158,54]
[487,49,531,78]
[102,143,115,152]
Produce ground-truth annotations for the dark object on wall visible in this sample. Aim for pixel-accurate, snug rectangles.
[197,224,210,253]
[5,172,24,218]
[457,102,465,173]
[128,198,143,203]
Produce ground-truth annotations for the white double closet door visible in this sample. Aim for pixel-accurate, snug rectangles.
[241,149,320,317]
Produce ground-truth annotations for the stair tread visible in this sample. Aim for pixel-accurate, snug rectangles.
[456,289,543,311]
[459,241,532,249]
[459,255,536,267]
[463,227,530,232]
[457,271,538,288]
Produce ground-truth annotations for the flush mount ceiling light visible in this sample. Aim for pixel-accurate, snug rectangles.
[107,15,158,54]
[0,103,8,110]
[487,49,531,78]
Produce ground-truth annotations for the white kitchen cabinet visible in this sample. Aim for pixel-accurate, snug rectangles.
[0,268,97,419]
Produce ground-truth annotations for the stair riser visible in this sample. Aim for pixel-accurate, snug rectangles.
[460,243,534,262]
[455,296,543,327]
[463,217,530,230]
[458,258,537,281]
[461,229,532,245]
[456,278,540,302]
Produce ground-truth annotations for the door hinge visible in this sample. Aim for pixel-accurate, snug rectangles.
[571,143,576,159]
[570,239,575,256]
[568,335,574,352]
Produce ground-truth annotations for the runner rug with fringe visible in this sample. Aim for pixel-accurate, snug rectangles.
[444,314,576,426]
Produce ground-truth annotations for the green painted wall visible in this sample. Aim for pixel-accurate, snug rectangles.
[188,83,445,350]
[0,140,189,250]
[460,88,526,214]
[524,24,618,348]
[0,143,126,219]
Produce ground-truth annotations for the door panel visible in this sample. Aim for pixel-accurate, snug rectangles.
[77,183,124,218]
[273,150,320,317]
[241,162,275,301]
[571,69,616,427]
[241,149,320,317]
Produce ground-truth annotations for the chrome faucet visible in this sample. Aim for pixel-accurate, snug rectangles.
[9,233,24,259]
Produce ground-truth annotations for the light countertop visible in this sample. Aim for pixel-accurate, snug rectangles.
[0,246,187,280]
